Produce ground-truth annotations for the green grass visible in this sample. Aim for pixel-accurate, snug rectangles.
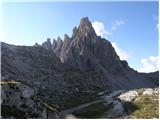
[1,81,21,91]
[123,89,159,119]
[1,81,21,85]
[41,102,58,112]
[131,95,159,119]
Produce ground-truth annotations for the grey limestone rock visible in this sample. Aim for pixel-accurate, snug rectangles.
[42,38,52,50]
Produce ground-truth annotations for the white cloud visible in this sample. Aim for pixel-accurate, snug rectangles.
[155,17,159,31]
[156,24,159,30]
[156,20,159,31]
[153,15,159,31]
[109,20,125,35]
[138,56,159,73]
[92,21,110,37]
[116,20,125,26]
[92,20,125,37]
[111,20,125,31]
[111,42,129,60]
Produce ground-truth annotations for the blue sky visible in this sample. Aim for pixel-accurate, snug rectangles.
[1,1,159,72]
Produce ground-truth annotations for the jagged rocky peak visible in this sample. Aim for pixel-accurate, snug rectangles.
[62,34,71,50]
[47,38,51,42]
[53,37,63,57]
[72,17,98,47]
[38,17,149,81]
[79,17,92,28]
[64,34,70,41]
[72,27,78,38]
[34,42,40,47]
[52,39,57,50]
[59,34,71,63]
[77,17,97,37]
[56,36,63,47]
[42,38,52,50]
[57,36,62,41]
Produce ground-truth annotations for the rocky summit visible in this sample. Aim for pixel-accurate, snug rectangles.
[1,17,159,119]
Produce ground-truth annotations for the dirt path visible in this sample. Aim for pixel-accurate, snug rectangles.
[58,90,125,118]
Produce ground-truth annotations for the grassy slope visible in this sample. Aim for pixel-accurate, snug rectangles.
[124,88,159,119]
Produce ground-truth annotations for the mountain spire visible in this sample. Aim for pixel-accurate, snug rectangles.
[76,17,97,37]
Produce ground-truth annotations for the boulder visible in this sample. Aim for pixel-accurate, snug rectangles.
[143,88,154,96]
[118,91,138,102]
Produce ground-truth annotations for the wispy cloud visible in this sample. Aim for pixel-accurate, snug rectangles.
[92,21,110,37]
[156,17,159,31]
[111,42,130,60]
[138,56,159,73]
[92,20,125,37]
[153,15,159,31]
[111,20,125,31]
